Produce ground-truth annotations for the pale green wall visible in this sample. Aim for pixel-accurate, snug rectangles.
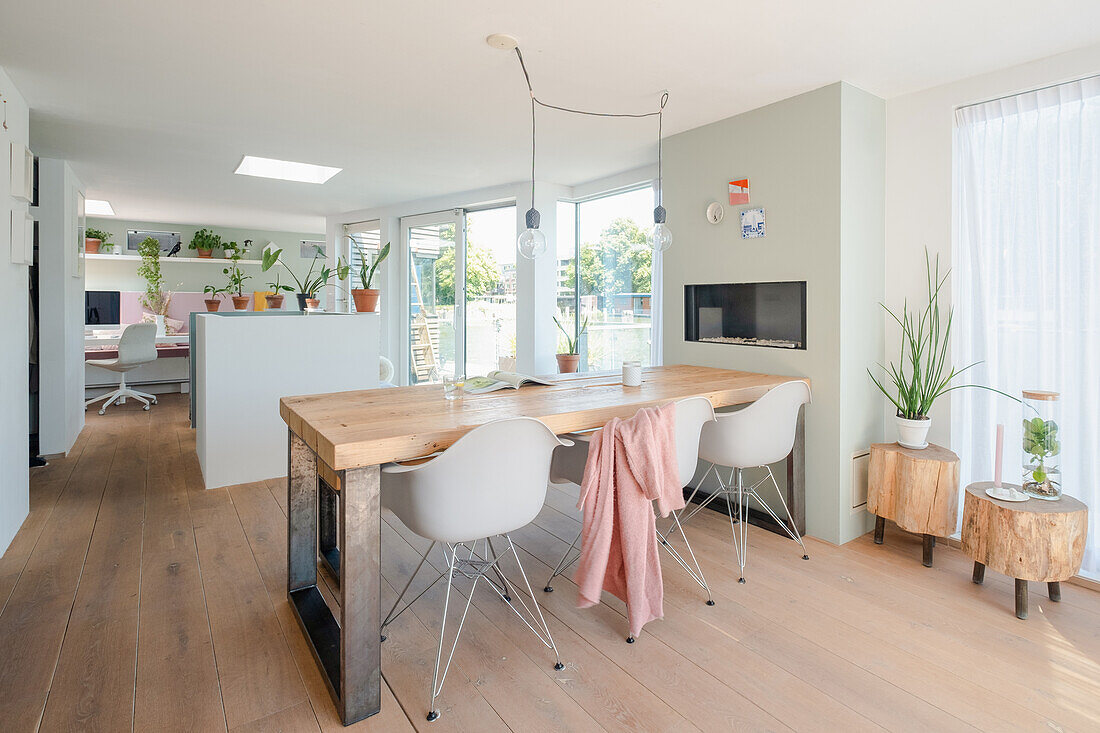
[84,218,325,299]
[662,82,885,544]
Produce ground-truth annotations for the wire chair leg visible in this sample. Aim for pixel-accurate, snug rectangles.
[658,511,714,605]
[505,535,564,670]
[763,466,809,559]
[382,541,439,635]
[427,545,480,722]
[543,529,582,593]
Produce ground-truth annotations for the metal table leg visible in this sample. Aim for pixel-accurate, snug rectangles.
[286,430,382,725]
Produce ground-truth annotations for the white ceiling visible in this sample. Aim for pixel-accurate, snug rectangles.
[3,1,1099,232]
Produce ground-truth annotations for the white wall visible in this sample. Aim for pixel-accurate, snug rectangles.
[662,82,886,544]
[0,66,31,554]
[885,43,1100,449]
[34,159,85,456]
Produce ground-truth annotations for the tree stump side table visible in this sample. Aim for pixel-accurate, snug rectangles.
[961,481,1087,619]
[868,442,960,567]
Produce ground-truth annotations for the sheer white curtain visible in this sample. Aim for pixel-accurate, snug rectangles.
[952,76,1100,578]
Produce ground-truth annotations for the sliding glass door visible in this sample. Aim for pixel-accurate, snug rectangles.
[402,205,517,384]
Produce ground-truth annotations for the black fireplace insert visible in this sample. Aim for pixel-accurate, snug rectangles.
[685,281,807,350]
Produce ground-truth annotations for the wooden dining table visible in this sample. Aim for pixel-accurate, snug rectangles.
[279,364,809,725]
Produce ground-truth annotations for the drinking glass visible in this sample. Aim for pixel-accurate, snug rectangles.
[443,373,465,400]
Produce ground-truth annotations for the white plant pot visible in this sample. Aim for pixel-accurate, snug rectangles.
[154,314,166,337]
[896,415,931,449]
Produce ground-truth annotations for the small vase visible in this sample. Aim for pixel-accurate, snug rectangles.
[352,288,380,313]
[896,415,931,449]
[85,238,101,254]
[196,248,213,258]
[204,299,221,312]
[265,294,285,309]
[556,353,580,374]
[153,314,166,337]
[231,295,250,311]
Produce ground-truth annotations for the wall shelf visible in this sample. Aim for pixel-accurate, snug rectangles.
[85,253,265,265]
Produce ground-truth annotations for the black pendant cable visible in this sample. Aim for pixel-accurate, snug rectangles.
[504,41,670,257]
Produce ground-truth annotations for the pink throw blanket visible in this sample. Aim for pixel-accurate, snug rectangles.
[574,402,684,636]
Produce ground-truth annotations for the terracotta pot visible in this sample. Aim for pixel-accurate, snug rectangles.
[305,297,320,310]
[556,353,580,374]
[231,295,250,310]
[204,299,221,312]
[196,248,213,258]
[265,294,285,309]
[352,288,380,313]
[84,238,102,254]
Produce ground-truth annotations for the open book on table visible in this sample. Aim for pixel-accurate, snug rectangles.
[463,370,556,394]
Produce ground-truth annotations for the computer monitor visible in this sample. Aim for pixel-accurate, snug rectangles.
[85,290,120,325]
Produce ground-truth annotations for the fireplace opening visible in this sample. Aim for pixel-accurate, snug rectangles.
[685,281,807,350]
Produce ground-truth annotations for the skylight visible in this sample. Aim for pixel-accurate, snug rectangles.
[234,155,342,184]
[86,199,115,216]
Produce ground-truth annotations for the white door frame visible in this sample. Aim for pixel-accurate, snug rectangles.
[398,209,465,384]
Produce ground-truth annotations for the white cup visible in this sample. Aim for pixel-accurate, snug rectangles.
[622,360,642,387]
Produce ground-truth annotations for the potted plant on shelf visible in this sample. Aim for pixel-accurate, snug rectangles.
[189,228,221,258]
[868,250,1015,449]
[137,236,171,335]
[554,314,588,374]
[264,269,294,309]
[222,241,252,310]
[349,238,391,313]
[202,284,228,312]
[85,227,111,254]
[262,246,348,310]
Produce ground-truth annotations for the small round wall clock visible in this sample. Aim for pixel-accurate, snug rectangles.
[706,201,725,224]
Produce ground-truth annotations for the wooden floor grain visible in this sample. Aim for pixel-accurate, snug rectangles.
[1,394,1098,732]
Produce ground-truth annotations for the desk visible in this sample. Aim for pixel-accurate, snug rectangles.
[279,365,808,724]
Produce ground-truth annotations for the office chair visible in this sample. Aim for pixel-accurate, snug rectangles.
[84,322,159,414]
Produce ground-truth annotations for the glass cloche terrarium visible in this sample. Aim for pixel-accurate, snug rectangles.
[1021,390,1061,500]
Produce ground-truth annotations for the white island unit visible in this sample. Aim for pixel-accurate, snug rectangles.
[192,311,379,489]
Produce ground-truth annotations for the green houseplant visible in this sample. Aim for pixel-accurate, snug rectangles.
[262,246,348,310]
[221,241,252,310]
[189,228,222,258]
[264,269,294,309]
[137,236,171,333]
[868,250,1015,448]
[202,283,228,312]
[553,314,589,373]
[349,238,390,313]
[84,227,111,254]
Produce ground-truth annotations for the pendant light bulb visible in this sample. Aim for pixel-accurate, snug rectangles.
[518,207,547,259]
[648,205,672,253]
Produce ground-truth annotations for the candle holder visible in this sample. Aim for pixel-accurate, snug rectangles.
[1021,390,1061,501]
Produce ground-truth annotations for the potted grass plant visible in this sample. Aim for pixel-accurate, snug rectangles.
[868,250,1015,449]
[222,241,252,310]
[349,238,390,313]
[189,227,221,258]
[84,227,111,254]
[554,314,588,374]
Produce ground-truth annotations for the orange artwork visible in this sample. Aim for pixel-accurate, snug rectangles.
[729,179,749,205]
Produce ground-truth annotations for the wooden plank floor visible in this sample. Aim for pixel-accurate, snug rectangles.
[2,394,1099,732]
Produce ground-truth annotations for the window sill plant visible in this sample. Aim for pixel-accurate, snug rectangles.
[85,227,111,254]
[869,250,1015,449]
[349,237,390,313]
[190,227,221,258]
[554,314,588,374]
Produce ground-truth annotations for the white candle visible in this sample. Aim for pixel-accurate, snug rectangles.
[994,423,1004,488]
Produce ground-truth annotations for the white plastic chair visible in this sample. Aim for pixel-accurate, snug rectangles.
[380,417,571,722]
[84,322,159,414]
[685,380,811,584]
[543,397,718,615]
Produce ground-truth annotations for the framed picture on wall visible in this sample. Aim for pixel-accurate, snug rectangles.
[75,191,85,278]
[301,239,325,259]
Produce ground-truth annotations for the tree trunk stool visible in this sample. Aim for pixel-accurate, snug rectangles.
[961,482,1087,619]
[868,443,960,567]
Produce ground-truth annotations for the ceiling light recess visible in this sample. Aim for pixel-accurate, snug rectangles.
[234,155,342,184]
[86,199,116,216]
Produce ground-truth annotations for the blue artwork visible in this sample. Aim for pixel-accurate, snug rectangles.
[741,207,766,239]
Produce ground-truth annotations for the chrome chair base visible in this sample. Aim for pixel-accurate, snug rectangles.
[382,534,562,722]
[674,463,808,582]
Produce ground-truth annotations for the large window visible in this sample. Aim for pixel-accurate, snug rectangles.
[402,205,516,384]
[953,76,1100,578]
[557,186,656,371]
